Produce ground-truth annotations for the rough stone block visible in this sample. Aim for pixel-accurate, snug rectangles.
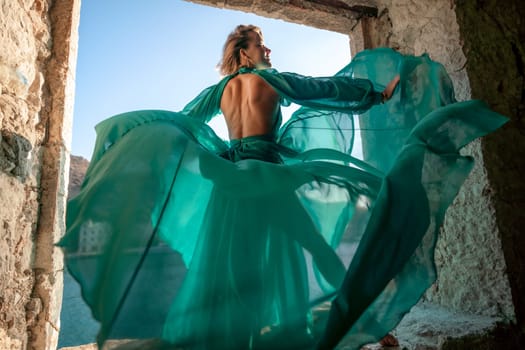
[0,130,32,182]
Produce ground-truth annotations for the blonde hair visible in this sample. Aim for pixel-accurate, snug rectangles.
[218,25,262,76]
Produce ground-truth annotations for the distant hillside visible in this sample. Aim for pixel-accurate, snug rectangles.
[68,155,89,200]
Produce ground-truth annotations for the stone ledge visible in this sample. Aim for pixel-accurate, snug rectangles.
[360,301,515,350]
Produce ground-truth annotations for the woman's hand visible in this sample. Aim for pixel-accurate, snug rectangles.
[381,75,400,103]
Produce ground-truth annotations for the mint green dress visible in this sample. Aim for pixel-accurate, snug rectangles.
[59,48,507,349]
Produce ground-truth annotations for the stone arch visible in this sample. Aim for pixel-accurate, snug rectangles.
[1,0,524,349]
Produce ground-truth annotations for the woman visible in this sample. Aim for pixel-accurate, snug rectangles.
[59,25,507,349]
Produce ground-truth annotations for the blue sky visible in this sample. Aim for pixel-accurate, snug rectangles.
[72,0,352,159]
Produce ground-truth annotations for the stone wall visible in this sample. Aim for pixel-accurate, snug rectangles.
[355,0,515,321]
[0,0,80,349]
[453,0,525,327]
[1,1,50,348]
[336,0,517,321]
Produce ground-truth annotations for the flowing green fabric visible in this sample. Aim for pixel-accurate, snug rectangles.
[58,48,507,349]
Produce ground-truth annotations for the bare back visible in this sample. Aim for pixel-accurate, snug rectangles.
[220,73,280,140]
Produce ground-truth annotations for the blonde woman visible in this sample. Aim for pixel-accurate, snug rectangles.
[60,24,506,350]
